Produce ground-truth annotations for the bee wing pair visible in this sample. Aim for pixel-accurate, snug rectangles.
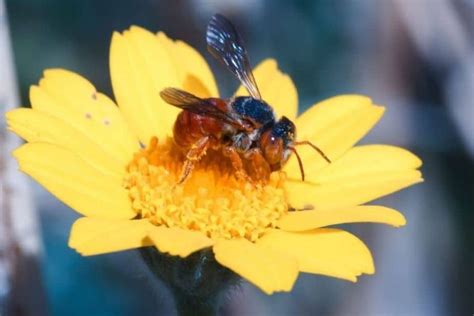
[159,88,251,130]
[206,13,261,100]
[160,14,261,127]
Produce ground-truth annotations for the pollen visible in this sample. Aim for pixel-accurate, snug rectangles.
[123,137,288,242]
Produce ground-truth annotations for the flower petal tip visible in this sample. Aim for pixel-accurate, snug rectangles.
[349,270,375,283]
[411,174,424,186]
[373,104,386,114]
[261,58,278,68]
[5,108,15,121]
[393,221,407,228]
[148,227,215,258]
[111,31,122,41]
[395,215,407,227]
[11,144,25,161]
[43,68,63,78]
[129,25,144,32]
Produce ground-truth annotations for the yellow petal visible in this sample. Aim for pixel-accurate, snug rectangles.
[7,108,124,179]
[234,59,298,120]
[213,239,298,294]
[30,70,139,165]
[110,28,180,142]
[285,96,384,177]
[40,68,96,103]
[286,170,423,210]
[14,143,134,219]
[278,205,406,232]
[69,218,153,256]
[309,145,422,183]
[157,32,219,98]
[286,144,423,209]
[257,229,374,282]
[147,227,214,258]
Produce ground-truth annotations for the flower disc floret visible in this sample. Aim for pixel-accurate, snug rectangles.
[123,137,288,242]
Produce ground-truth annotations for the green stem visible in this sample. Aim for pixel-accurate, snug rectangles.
[140,247,239,316]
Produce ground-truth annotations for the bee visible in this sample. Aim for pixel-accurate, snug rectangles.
[160,14,330,184]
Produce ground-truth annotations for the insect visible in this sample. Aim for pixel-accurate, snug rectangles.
[160,14,330,184]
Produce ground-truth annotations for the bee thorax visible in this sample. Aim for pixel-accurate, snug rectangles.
[230,132,253,152]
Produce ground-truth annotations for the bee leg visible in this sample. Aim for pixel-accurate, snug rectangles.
[178,160,195,185]
[244,148,271,181]
[178,136,211,184]
[222,146,252,182]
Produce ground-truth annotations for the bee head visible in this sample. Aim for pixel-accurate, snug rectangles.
[272,116,296,146]
[260,116,296,168]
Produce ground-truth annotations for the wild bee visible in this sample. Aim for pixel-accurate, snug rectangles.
[160,14,330,184]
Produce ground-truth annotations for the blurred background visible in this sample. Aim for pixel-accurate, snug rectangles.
[1,0,473,315]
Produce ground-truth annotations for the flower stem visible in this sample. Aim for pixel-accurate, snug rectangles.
[172,290,217,316]
[140,247,240,316]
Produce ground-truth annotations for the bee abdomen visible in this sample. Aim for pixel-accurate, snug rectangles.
[173,110,224,149]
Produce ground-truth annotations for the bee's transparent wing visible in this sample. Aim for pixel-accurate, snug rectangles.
[206,14,261,100]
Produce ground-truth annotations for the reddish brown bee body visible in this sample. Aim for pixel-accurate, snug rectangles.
[172,98,226,150]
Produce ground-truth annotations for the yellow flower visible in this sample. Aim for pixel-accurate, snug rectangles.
[6,26,422,295]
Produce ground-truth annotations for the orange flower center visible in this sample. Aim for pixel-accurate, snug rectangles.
[122,137,288,241]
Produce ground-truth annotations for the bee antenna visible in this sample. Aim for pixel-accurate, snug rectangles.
[290,147,305,181]
[294,141,331,163]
